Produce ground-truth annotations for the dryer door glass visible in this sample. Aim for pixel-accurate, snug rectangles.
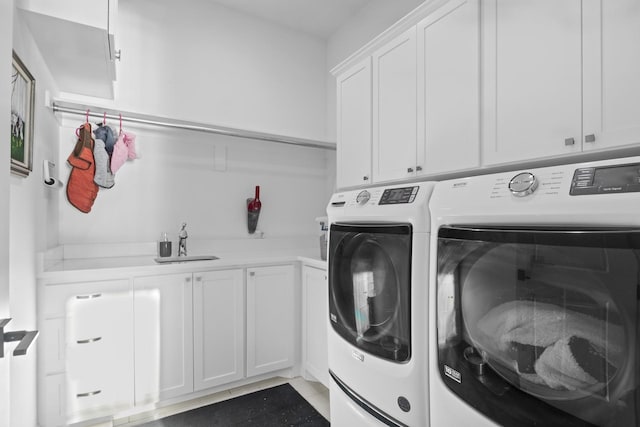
[436,226,639,427]
[329,223,412,362]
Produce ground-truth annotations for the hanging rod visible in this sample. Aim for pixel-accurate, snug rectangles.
[51,101,336,151]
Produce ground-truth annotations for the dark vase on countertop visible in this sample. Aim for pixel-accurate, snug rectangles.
[247,185,261,234]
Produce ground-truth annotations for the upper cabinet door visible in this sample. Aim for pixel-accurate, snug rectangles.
[482,0,582,165]
[336,58,373,189]
[582,0,640,151]
[417,0,480,175]
[372,27,418,183]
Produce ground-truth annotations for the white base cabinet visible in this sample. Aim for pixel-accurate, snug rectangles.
[38,279,134,427]
[193,269,245,391]
[38,262,301,427]
[134,273,194,404]
[302,265,329,388]
[246,265,296,377]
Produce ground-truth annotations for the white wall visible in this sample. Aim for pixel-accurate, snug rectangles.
[56,0,332,247]
[325,0,424,141]
[9,5,61,427]
[1,2,14,426]
[66,0,328,142]
[58,119,329,245]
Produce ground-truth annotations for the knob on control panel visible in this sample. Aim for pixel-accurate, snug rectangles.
[509,172,538,197]
[356,190,371,205]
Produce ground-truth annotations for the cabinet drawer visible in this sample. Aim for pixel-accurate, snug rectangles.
[41,279,131,319]
[66,375,133,423]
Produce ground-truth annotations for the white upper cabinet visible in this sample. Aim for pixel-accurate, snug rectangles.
[482,0,640,165]
[482,0,583,165]
[417,0,479,175]
[334,0,481,187]
[17,0,118,99]
[336,58,373,188]
[582,0,640,151]
[372,27,418,183]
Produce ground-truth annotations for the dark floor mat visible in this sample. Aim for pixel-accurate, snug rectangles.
[138,383,330,426]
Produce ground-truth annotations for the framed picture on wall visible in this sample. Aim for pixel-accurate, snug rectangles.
[10,50,35,177]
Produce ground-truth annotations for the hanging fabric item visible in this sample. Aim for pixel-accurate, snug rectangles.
[111,127,137,174]
[66,122,99,213]
[93,137,115,188]
[94,123,116,155]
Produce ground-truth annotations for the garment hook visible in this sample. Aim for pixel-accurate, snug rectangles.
[103,112,107,125]
[119,113,123,134]
[85,109,90,123]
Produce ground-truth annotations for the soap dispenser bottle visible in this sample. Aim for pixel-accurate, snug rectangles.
[158,232,172,257]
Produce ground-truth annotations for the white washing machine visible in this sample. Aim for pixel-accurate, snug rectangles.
[327,182,436,427]
[428,157,640,427]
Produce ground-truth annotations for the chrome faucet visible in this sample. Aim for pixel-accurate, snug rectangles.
[178,222,188,256]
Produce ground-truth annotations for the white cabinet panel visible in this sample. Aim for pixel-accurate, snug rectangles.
[482,0,582,165]
[246,265,295,377]
[337,58,373,188]
[417,0,479,174]
[38,279,133,427]
[193,269,245,391]
[372,27,418,183]
[134,273,194,403]
[302,266,329,387]
[582,0,640,150]
[17,0,117,98]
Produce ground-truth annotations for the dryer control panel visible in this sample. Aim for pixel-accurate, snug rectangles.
[570,162,640,195]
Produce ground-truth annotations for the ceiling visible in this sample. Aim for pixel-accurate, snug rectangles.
[209,0,374,39]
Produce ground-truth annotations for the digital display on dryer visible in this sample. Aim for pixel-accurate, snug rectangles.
[379,186,418,204]
[570,162,640,195]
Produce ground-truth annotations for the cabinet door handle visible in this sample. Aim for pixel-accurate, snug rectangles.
[76,293,102,300]
[249,271,255,277]
[185,277,192,283]
[195,276,202,282]
[77,390,101,398]
[564,137,575,146]
[416,166,422,172]
[407,167,414,173]
[76,337,102,344]
[585,134,596,143]
[362,176,369,181]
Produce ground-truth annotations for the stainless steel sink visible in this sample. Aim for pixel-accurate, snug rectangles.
[154,255,219,264]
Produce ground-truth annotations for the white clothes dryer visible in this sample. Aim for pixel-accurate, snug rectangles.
[428,157,640,427]
[327,183,435,427]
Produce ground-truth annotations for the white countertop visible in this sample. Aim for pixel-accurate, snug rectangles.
[39,239,327,283]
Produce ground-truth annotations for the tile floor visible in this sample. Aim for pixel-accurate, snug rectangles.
[89,377,330,426]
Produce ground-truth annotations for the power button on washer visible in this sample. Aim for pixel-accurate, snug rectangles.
[509,172,538,197]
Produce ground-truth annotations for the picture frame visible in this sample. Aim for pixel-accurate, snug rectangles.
[10,50,35,177]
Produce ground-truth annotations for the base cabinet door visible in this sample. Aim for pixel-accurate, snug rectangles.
[134,273,194,404]
[193,269,245,391]
[302,266,329,387]
[246,265,295,377]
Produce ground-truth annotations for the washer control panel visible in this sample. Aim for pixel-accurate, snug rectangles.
[570,162,640,195]
[508,172,538,197]
[379,186,419,205]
